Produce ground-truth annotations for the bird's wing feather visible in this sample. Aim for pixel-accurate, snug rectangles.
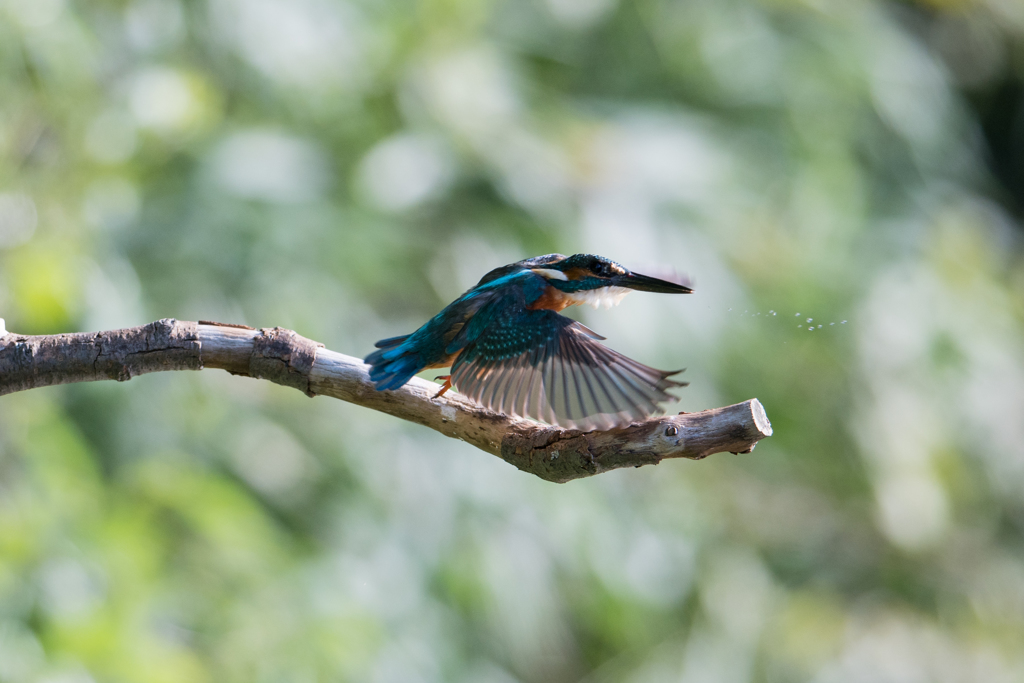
[443,291,508,356]
[451,308,684,430]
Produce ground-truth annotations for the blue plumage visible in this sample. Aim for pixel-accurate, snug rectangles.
[364,253,692,430]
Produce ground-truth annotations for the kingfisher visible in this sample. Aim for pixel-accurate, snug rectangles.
[364,253,693,430]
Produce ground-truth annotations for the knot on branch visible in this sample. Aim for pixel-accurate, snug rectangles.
[98,318,201,380]
[501,427,597,483]
[249,327,323,397]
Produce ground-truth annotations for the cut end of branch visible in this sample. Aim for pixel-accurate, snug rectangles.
[751,398,773,437]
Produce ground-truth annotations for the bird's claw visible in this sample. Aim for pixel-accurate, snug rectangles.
[433,375,452,399]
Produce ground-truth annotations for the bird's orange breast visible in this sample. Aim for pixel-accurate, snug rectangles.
[527,284,573,312]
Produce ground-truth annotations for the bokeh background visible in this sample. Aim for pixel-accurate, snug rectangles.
[2,0,1024,681]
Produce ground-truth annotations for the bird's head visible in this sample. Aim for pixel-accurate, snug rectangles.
[532,253,692,293]
[523,253,691,310]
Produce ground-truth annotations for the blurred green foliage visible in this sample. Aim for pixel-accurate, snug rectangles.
[2,0,1024,681]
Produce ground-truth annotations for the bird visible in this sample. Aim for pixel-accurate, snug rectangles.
[364,253,693,430]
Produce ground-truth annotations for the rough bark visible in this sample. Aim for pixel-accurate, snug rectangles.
[0,318,773,482]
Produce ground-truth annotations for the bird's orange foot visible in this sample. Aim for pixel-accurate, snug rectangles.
[433,375,452,399]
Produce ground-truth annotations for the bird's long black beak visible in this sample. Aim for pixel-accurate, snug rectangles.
[615,271,693,294]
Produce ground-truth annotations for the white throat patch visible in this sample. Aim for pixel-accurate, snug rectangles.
[565,286,632,309]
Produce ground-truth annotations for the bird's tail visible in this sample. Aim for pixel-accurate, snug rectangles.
[364,334,423,391]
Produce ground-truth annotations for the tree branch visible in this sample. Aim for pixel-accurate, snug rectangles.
[0,318,772,482]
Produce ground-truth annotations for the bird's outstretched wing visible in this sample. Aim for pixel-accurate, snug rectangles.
[451,308,684,430]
